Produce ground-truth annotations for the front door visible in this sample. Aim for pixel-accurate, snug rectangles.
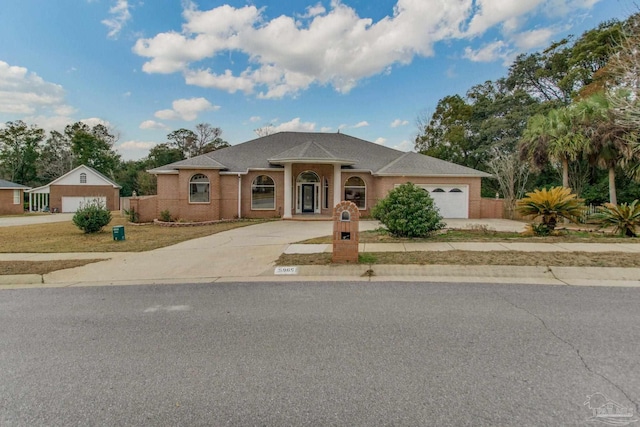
[302,184,315,213]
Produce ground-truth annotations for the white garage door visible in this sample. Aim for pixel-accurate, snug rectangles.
[61,196,107,213]
[418,185,469,219]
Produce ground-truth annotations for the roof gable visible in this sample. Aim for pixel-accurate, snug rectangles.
[48,165,121,188]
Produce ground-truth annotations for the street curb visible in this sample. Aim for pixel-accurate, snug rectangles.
[0,274,42,285]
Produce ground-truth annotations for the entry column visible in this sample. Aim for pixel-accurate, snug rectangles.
[333,164,342,208]
[283,163,292,219]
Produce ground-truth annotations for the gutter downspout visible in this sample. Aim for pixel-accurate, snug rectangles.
[237,174,242,219]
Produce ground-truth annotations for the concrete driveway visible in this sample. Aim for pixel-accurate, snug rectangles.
[0,213,75,227]
[41,218,526,286]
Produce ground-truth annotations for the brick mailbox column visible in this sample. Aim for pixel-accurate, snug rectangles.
[332,201,360,263]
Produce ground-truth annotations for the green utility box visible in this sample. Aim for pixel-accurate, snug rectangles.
[112,225,125,241]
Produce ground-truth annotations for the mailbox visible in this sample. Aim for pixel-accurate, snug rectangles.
[332,201,359,263]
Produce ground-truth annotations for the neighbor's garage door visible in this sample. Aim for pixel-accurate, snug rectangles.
[418,185,469,218]
[61,196,107,213]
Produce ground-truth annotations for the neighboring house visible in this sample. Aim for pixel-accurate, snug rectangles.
[0,179,30,215]
[26,165,121,212]
[142,131,495,222]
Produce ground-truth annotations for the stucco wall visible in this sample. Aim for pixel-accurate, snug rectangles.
[49,185,120,211]
[0,189,24,215]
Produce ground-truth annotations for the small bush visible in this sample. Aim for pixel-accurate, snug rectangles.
[124,207,140,223]
[516,187,586,232]
[371,182,445,238]
[72,200,112,233]
[159,209,172,222]
[593,200,640,237]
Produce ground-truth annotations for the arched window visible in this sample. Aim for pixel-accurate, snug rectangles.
[189,174,209,203]
[450,188,463,193]
[252,175,275,210]
[80,173,87,184]
[432,188,445,193]
[297,171,320,183]
[344,176,366,209]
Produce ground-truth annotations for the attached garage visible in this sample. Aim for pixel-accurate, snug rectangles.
[61,196,107,213]
[418,185,469,219]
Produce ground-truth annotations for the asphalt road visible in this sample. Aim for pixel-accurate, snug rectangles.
[1,282,638,426]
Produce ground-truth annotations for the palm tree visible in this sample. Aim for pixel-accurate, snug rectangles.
[575,93,637,205]
[520,108,588,189]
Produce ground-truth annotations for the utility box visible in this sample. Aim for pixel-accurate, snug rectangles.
[112,225,125,241]
[332,201,359,263]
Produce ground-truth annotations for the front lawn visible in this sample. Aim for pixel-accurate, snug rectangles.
[0,216,268,253]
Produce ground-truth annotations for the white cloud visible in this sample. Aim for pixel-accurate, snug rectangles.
[463,41,511,63]
[0,61,69,115]
[249,116,261,123]
[374,137,387,145]
[132,0,601,98]
[154,97,219,121]
[393,140,413,152]
[353,121,369,128]
[81,117,113,128]
[140,120,168,130]
[513,27,556,50]
[102,0,132,39]
[465,0,544,37]
[390,119,409,128]
[320,126,333,132]
[270,118,316,132]
[118,140,156,150]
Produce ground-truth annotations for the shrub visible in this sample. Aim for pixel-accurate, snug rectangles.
[159,209,172,222]
[371,182,445,238]
[72,200,112,233]
[516,187,586,233]
[592,200,640,237]
[124,207,140,223]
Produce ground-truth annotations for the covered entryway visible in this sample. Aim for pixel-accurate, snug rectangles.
[417,185,469,219]
[296,171,320,214]
[61,196,107,213]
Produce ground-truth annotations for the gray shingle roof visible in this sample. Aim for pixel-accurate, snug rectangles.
[148,132,490,177]
[376,152,492,177]
[0,179,30,189]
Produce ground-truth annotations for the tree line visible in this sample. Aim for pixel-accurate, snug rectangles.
[0,121,228,196]
[415,14,640,215]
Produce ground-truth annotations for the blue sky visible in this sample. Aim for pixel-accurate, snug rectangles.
[0,0,631,160]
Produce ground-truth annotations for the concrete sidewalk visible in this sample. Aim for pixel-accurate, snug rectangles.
[1,219,639,288]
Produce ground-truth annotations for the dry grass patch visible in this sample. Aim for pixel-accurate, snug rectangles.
[0,259,106,275]
[299,228,637,244]
[0,216,268,253]
[277,251,640,268]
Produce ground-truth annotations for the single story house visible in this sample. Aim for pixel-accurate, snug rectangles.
[0,179,30,215]
[26,165,121,212]
[140,132,496,222]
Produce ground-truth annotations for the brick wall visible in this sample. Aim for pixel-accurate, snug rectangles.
[374,176,483,219]
[238,171,285,219]
[49,185,120,212]
[479,198,505,219]
[332,201,360,263]
[129,196,158,222]
[0,189,23,215]
[157,170,221,222]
